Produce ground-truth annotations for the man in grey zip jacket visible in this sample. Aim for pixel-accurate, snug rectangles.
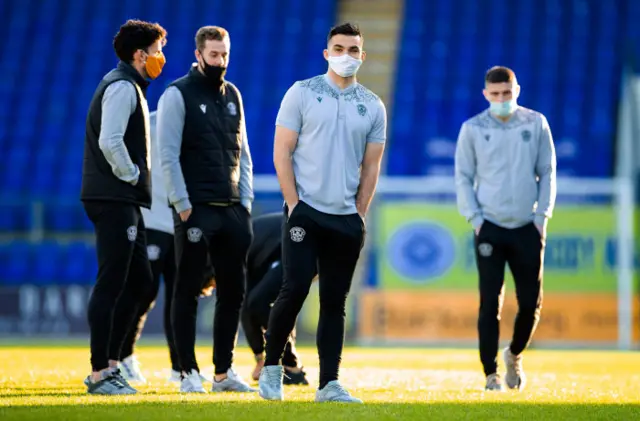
[454,66,556,392]
[80,20,167,396]
[158,26,255,394]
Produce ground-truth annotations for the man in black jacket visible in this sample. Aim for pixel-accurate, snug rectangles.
[158,25,254,394]
[240,213,310,386]
[80,19,167,395]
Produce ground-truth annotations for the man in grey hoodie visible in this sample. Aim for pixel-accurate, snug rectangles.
[454,66,557,392]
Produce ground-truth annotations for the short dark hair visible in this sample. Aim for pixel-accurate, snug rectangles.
[485,66,516,84]
[113,19,167,63]
[195,26,230,51]
[327,22,363,43]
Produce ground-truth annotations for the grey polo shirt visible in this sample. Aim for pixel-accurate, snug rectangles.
[276,74,387,215]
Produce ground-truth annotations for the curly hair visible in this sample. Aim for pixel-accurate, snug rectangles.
[113,19,167,62]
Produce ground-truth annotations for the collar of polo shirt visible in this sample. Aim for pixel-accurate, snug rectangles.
[323,73,357,95]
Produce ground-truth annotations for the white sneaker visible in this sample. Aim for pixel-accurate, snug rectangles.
[485,373,505,391]
[258,365,284,401]
[211,368,257,393]
[180,369,207,393]
[170,368,209,383]
[118,356,147,384]
[169,369,182,383]
[503,347,526,390]
[315,381,363,403]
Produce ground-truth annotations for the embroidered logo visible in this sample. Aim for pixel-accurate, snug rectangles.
[289,227,306,243]
[187,227,203,243]
[227,102,237,116]
[147,245,160,261]
[478,243,493,257]
[357,104,367,116]
[127,226,137,242]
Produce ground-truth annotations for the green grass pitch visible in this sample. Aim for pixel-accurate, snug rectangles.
[1,342,639,420]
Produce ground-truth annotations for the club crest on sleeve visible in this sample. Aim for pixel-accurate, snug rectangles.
[289,226,306,243]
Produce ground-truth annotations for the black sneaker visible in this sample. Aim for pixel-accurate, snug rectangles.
[283,367,309,385]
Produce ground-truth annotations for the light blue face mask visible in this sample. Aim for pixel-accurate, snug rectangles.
[490,100,518,117]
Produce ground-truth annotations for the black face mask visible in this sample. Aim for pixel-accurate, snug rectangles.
[200,57,227,84]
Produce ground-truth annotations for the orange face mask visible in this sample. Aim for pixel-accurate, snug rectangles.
[145,51,166,80]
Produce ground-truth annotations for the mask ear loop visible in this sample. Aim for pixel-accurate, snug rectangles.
[138,49,148,67]
[197,50,206,68]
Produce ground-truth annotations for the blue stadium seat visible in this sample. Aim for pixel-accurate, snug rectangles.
[33,241,62,285]
[4,241,32,284]
[60,242,95,285]
[0,244,9,283]
[0,207,18,232]
[0,205,30,233]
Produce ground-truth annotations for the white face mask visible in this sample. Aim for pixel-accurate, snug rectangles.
[327,54,362,77]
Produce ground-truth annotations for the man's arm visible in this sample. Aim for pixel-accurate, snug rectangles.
[98,81,139,184]
[157,86,190,219]
[356,100,387,217]
[274,84,303,214]
[454,123,483,231]
[534,115,557,233]
[236,89,254,213]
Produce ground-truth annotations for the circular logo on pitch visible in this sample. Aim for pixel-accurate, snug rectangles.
[387,222,456,284]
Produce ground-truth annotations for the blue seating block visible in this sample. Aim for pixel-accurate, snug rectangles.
[1,0,338,213]
[0,0,339,285]
[388,0,636,177]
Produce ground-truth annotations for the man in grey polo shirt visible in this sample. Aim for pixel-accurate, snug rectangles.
[259,22,387,403]
[455,66,557,392]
